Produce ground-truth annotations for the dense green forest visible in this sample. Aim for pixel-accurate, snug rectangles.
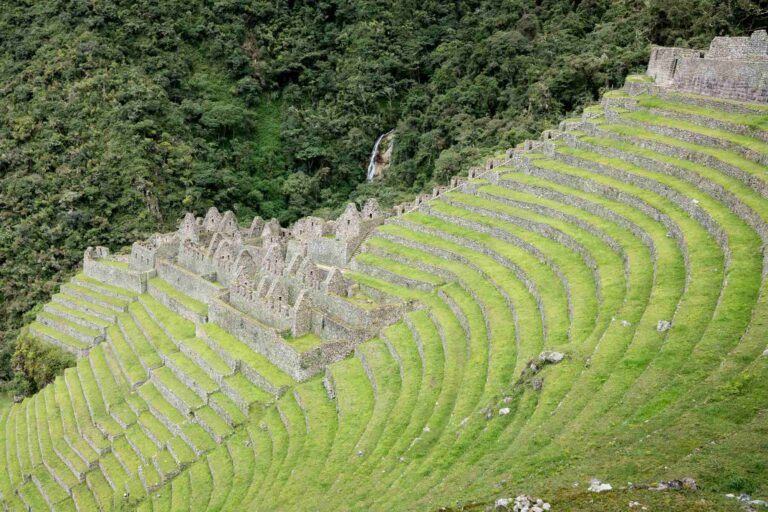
[0,0,765,392]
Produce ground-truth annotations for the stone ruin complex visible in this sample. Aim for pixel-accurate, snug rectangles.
[645,29,768,103]
[81,199,404,382]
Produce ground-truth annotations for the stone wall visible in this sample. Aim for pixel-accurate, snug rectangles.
[646,30,768,103]
[83,248,151,293]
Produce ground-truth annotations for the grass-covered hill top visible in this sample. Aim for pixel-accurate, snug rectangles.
[0,0,764,390]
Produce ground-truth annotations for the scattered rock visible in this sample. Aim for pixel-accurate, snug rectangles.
[725,493,768,507]
[502,396,513,404]
[692,199,699,205]
[762,348,768,357]
[423,426,431,432]
[495,495,551,511]
[681,477,697,490]
[656,320,671,332]
[588,479,613,493]
[499,407,511,416]
[649,477,697,491]
[530,378,543,391]
[621,320,631,327]
[538,351,565,365]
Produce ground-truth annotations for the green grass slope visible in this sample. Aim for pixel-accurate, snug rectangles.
[1,84,768,511]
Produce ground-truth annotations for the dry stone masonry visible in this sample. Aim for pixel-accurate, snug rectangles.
[6,32,768,511]
[77,199,403,381]
[644,30,768,103]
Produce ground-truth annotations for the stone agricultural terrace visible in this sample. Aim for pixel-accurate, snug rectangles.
[2,32,768,511]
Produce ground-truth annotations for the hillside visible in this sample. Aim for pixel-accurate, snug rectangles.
[1,1,766,386]
[1,31,767,511]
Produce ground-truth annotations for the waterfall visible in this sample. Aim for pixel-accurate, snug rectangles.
[366,131,392,182]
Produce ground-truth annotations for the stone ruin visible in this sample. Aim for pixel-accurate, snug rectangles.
[645,30,768,103]
[81,199,404,381]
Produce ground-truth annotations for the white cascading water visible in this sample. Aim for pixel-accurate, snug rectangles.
[366,131,392,181]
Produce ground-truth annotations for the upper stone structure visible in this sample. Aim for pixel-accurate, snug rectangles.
[646,30,768,103]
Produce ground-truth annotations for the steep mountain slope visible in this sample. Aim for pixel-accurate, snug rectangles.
[1,40,767,509]
[2,0,765,386]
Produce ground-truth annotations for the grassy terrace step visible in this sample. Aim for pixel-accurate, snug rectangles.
[72,272,139,299]
[587,123,768,195]
[425,199,582,341]
[153,366,206,412]
[60,283,130,311]
[77,358,124,439]
[118,313,163,371]
[201,323,292,391]
[256,393,308,509]
[129,302,179,357]
[633,94,768,132]
[148,277,208,318]
[52,379,99,467]
[441,171,680,492]
[106,325,147,387]
[89,344,136,427]
[568,133,768,232]
[63,368,111,454]
[353,252,445,289]
[37,310,102,340]
[223,372,272,406]
[52,292,119,322]
[618,109,768,157]
[126,423,160,464]
[44,301,111,330]
[85,470,114,511]
[137,411,174,447]
[41,385,90,478]
[138,382,188,430]
[660,89,768,113]
[138,294,197,339]
[194,405,231,441]
[29,321,89,353]
[472,156,752,488]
